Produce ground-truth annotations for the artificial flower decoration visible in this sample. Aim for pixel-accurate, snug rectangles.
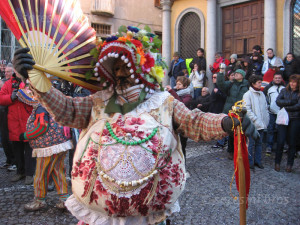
[87,25,167,91]
[142,54,155,73]
[150,66,164,84]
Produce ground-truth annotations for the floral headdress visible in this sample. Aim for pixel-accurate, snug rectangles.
[86,26,168,92]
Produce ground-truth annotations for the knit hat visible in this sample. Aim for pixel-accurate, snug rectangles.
[230,54,237,60]
[235,69,246,77]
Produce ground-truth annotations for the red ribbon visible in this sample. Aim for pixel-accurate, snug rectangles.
[229,112,251,209]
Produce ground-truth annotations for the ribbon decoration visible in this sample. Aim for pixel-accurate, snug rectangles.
[228,100,250,225]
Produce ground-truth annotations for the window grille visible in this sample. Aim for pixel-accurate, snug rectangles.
[92,23,111,37]
[179,12,201,59]
[291,0,300,56]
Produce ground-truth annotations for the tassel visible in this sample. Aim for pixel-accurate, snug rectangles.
[143,173,159,205]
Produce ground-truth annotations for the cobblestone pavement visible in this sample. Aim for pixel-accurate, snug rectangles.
[0,140,299,225]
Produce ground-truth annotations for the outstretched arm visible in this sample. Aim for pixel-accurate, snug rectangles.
[35,87,93,129]
[172,99,227,141]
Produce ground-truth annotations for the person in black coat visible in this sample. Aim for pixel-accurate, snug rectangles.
[275,74,300,172]
[283,53,300,84]
[209,73,228,148]
[189,48,206,72]
[209,74,227,113]
[248,52,263,77]
[188,87,211,112]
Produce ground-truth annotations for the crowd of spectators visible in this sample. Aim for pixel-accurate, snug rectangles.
[167,45,300,172]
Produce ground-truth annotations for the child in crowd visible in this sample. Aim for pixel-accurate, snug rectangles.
[19,100,73,211]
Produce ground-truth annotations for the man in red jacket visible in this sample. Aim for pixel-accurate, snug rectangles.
[209,52,230,74]
[0,71,36,184]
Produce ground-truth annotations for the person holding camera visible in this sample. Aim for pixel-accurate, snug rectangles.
[217,67,249,159]
[209,52,230,74]
[0,68,36,184]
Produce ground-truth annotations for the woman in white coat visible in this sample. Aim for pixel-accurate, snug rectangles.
[243,75,269,169]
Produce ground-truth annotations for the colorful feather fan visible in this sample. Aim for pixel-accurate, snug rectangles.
[0,0,101,92]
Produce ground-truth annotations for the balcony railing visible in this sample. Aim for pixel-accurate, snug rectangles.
[91,0,115,17]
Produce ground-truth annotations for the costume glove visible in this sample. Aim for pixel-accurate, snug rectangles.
[12,48,35,79]
[222,115,260,140]
[11,89,18,101]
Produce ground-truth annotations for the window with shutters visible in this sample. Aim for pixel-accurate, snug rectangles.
[291,0,300,56]
[179,12,200,59]
[92,23,111,37]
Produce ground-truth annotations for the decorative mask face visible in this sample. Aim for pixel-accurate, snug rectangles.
[113,58,137,90]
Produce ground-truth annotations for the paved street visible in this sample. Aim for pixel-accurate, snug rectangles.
[0,140,299,225]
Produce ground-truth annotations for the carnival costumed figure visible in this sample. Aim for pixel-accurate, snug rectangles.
[17,88,73,211]
[13,27,258,225]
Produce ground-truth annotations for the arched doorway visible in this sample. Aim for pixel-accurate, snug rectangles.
[291,0,300,56]
[178,12,201,59]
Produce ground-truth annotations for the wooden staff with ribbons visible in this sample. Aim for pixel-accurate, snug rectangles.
[229,100,250,225]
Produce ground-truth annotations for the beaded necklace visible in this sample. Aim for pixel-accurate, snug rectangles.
[105,122,158,145]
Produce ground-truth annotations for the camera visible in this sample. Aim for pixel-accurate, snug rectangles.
[219,63,226,69]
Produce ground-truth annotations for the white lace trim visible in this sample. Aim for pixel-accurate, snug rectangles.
[32,140,73,158]
[130,91,170,116]
[65,194,180,225]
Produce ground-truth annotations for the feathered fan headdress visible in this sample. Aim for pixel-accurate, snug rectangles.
[89,26,168,92]
[0,0,101,92]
